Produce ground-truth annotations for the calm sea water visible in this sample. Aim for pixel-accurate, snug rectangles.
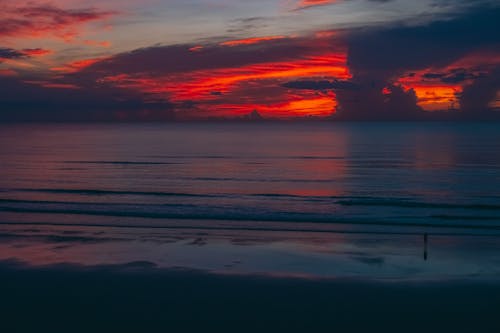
[1,122,500,278]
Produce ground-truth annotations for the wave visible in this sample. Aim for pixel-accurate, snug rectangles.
[337,199,500,210]
[62,161,181,165]
[14,188,221,198]
[1,198,500,230]
[188,177,338,183]
[432,214,500,221]
[4,189,500,211]
[144,155,345,160]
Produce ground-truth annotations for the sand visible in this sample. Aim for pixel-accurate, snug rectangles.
[1,260,499,333]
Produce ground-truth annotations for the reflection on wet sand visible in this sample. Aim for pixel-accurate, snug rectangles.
[0,223,499,280]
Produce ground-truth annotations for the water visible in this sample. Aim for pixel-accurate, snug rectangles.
[1,122,500,279]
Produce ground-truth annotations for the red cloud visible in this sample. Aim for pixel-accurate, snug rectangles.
[21,48,53,57]
[0,3,117,41]
[0,69,18,77]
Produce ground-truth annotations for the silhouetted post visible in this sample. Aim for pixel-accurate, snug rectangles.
[423,233,428,261]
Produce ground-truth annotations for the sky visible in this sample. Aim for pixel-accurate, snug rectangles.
[0,0,499,121]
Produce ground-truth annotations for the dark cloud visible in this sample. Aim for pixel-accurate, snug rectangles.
[282,80,358,91]
[461,66,500,114]
[0,77,175,122]
[346,6,499,75]
[422,73,446,80]
[0,47,51,61]
[226,16,270,33]
[85,37,316,77]
[421,69,481,83]
[335,83,424,120]
[337,3,500,119]
[0,47,25,61]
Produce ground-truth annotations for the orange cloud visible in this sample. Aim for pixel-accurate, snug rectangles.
[83,40,112,48]
[489,91,500,109]
[295,0,338,10]
[314,30,337,39]
[51,57,108,73]
[411,85,462,111]
[209,95,336,118]
[189,45,204,52]
[396,52,500,111]
[220,36,287,47]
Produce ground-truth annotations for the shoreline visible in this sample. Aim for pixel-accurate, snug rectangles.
[1,222,500,281]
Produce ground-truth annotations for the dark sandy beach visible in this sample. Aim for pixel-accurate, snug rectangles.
[1,259,500,333]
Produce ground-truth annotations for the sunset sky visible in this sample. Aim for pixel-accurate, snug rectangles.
[1,0,499,120]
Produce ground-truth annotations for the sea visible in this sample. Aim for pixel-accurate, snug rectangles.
[1,122,500,280]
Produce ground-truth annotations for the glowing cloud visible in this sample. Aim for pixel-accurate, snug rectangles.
[83,40,112,48]
[294,0,338,10]
[396,53,500,111]
[220,36,287,47]
[98,52,349,118]
[20,48,53,57]
[51,57,108,73]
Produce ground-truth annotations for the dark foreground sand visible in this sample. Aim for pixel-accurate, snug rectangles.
[1,260,499,333]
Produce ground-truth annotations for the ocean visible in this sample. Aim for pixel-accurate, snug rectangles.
[1,122,500,279]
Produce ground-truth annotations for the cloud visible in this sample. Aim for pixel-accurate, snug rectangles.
[87,37,315,76]
[19,48,53,57]
[0,76,175,122]
[336,3,500,118]
[421,68,481,84]
[0,48,25,61]
[74,36,350,118]
[0,2,117,41]
[461,66,500,114]
[282,79,358,90]
[51,57,109,73]
[0,47,52,62]
[226,16,270,34]
[294,0,339,10]
[293,0,392,11]
[278,3,500,120]
[1,1,499,121]
[220,36,287,47]
[346,7,500,75]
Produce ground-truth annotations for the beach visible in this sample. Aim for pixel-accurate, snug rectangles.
[1,258,500,333]
[1,221,500,332]
[1,123,499,331]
